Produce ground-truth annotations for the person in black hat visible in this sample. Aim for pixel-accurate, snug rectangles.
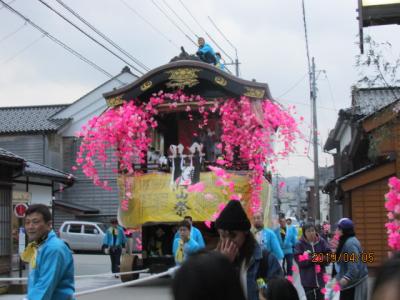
[215,200,283,300]
[334,218,368,300]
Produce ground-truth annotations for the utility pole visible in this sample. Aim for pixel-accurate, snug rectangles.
[296,178,302,220]
[311,57,320,224]
[275,173,281,214]
[226,54,240,76]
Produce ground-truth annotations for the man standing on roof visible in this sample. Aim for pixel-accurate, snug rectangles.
[21,204,75,300]
[196,37,217,65]
[103,219,127,277]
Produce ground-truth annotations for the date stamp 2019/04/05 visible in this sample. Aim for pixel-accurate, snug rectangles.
[311,252,375,263]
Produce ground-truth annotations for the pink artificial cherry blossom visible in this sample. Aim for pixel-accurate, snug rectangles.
[385,176,400,251]
[315,264,321,273]
[75,91,301,217]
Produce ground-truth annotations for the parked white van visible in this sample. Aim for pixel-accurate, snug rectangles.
[59,221,107,251]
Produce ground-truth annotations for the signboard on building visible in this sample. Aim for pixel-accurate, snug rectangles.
[14,203,28,218]
[12,191,31,203]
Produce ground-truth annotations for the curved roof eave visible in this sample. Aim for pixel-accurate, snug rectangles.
[103,60,273,104]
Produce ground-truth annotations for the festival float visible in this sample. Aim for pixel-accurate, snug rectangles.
[75,52,300,281]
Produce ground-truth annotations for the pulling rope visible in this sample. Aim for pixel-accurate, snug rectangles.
[0,268,149,282]
[75,268,149,279]
[74,267,179,297]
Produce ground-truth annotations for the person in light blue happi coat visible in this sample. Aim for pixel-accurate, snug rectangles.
[22,204,75,300]
[215,52,226,71]
[173,216,205,249]
[252,211,284,261]
[102,219,127,276]
[274,214,297,276]
[173,220,201,265]
[196,37,217,65]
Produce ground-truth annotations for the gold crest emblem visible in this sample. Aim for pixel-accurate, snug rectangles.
[165,68,201,89]
[106,95,124,107]
[243,87,265,99]
[215,76,227,86]
[140,81,152,91]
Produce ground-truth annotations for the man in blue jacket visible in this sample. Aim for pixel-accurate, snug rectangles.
[274,213,297,276]
[252,211,284,261]
[173,216,205,249]
[22,204,75,300]
[173,220,201,265]
[196,37,217,65]
[103,219,127,277]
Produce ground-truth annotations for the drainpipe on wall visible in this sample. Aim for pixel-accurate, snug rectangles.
[43,134,47,165]
[51,180,55,230]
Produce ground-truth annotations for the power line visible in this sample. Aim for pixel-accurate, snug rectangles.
[0,21,26,44]
[276,97,337,112]
[1,34,44,65]
[177,0,234,62]
[55,0,149,72]
[0,0,115,79]
[207,16,237,57]
[161,0,198,38]
[0,0,16,9]
[151,0,196,47]
[118,0,179,49]
[300,0,315,172]
[301,0,312,78]
[178,0,204,31]
[322,71,338,112]
[36,0,144,75]
[277,73,307,98]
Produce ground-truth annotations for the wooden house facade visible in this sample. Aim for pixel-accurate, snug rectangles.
[324,87,400,268]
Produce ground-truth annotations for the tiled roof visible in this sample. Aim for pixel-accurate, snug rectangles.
[0,147,24,162]
[0,104,70,134]
[352,87,400,115]
[0,147,74,183]
[24,160,74,184]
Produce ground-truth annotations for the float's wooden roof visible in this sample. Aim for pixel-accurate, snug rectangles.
[103,60,273,107]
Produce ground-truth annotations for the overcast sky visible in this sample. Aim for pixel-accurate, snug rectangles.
[1,0,399,178]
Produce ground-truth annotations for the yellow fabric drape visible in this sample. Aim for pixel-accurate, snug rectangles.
[118,172,272,227]
[175,240,184,264]
[20,242,39,269]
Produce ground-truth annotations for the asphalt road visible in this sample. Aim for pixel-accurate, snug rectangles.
[3,253,371,300]
[1,253,173,300]
[73,253,172,300]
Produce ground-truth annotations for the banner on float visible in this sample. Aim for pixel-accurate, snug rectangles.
[117,172,271,227]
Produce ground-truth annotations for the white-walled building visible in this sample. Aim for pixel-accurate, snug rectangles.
[0,67,138,229]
